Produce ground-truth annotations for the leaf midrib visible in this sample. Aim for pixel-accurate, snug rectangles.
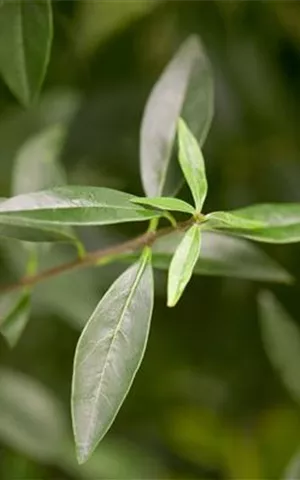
[83,256,148,449]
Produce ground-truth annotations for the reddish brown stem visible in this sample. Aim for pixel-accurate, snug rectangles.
[0,219,193,294]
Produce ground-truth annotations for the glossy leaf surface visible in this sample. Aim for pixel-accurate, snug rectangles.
[131,196,194,214]
[207,204,300,243]
[72,251,154,464]
[177,118,208,211]
[0,0,53,105]
[259,291,300,403]
[167,224,201,307]
[0,187,159,242]
[140,35,213,197]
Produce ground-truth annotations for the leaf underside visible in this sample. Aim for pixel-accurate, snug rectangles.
[140,34,213,197]
[72,252,154,464]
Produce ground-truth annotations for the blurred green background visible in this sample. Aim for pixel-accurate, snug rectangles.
[2,1,300,478]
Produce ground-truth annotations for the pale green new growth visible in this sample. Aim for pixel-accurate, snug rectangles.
[2,29,300,470]
[167,224,201,307]
[177,118,208,212]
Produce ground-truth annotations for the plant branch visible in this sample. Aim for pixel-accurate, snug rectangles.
[0,218,194,294]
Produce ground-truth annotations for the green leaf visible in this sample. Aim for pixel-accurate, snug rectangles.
[0,187,160,243]
[205,211,265,230]
[0,367,67,462]
[258,291,300,403]
[207,204,300,243]
[0,293,30,347]
[140,35,213,197]
[12,125,67,195]
[131,196,194,214]
[149,231,292,284]
[0,0,53,106]
[177,118,208,211]
[72,250,154,464]
[167,224,201,307]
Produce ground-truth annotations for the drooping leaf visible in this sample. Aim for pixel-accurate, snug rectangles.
[0,187,160,242]
[0,367,66,462]
[131,196,194,214]
[206,204,300,243]
[167,224,201,307]
[72,249,154,464]
[0,0,53,106]
[259,291,300,403]
[122,231,292,284]
[0,292,30,347]
[140,35,213,197]
[177,118,208,211]
[154,231,292,284]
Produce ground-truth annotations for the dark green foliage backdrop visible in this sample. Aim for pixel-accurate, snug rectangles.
[1,1,300,478]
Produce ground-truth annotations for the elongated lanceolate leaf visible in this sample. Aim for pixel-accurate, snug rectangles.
[207,204,300,243]
[205,211,264,230]
[72,250,154,464]
[168,224,201,307]
[259,291,300,403]
[177,118,207,211]
[0,0,53,106]
[149,231,292,284]
[140,35,213,197]
[131,196,194,214]
[0,187,160,242]
[0,293,30,347]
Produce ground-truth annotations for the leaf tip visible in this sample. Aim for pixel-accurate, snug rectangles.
[75,443,91,465]
[167,294,178,308]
